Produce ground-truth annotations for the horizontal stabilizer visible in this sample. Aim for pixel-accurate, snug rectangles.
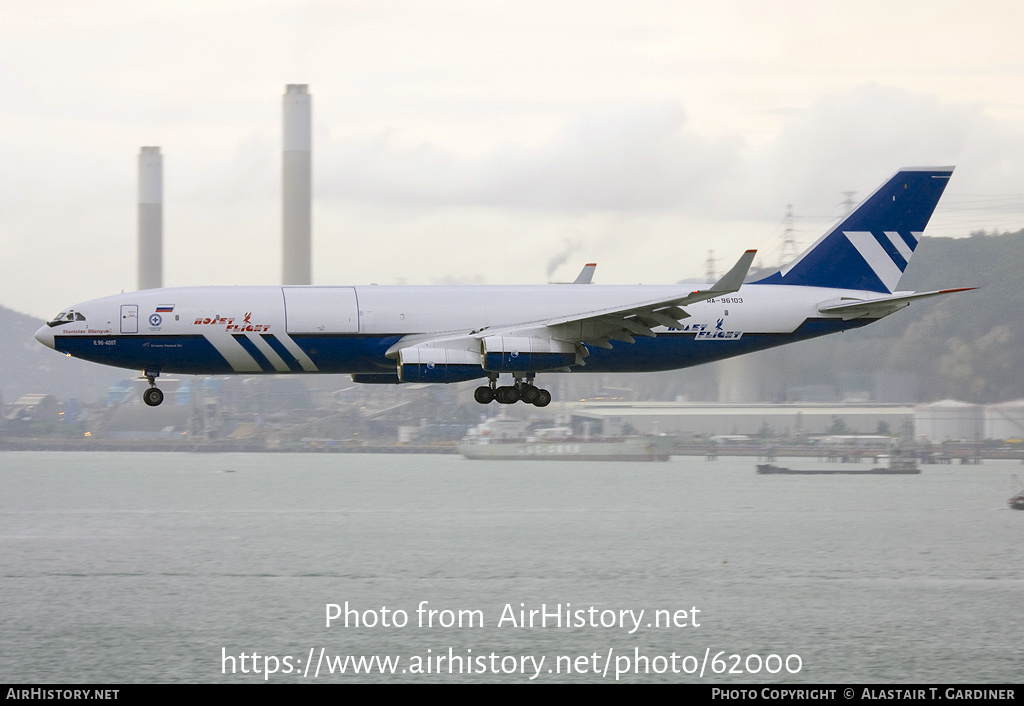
[817,287,976,320]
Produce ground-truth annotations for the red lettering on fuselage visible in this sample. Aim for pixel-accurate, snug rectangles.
[191,315,270,332]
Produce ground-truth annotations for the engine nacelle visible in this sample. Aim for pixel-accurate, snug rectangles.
[481,336,578,372]
[397,347,488,383]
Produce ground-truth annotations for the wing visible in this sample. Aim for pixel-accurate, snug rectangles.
[543,249,756,348]
[384,249,756,377]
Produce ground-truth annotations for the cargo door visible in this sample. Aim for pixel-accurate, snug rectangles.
[283,287,359,333]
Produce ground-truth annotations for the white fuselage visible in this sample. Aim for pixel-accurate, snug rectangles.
[35,282,872,378]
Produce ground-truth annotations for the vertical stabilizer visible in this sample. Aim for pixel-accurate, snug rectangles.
[755,167,953,293]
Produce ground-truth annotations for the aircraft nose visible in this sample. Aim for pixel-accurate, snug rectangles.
[34,324,55,349]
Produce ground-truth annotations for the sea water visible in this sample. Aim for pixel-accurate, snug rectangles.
[1,451,1021,683]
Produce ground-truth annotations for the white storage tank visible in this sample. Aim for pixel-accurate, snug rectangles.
[984,399,1024,440]
[915,400,983,442]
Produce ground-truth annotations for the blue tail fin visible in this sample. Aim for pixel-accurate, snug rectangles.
[755,167,953,293]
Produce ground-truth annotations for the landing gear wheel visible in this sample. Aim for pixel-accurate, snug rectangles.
[533,389,551,407]
[496,386,520,404]
[474,386,494,404]
[143,387,164,407]
[520,385,540,404]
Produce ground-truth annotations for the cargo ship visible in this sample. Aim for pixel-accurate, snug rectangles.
[457,418,673,461]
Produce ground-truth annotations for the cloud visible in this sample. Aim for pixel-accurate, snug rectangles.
[318,103,744,212]
[744,84,1024,217]
[317,84,1024,237]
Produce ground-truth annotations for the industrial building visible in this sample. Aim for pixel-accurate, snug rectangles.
[562,398,1024,443]
[566,401,914,439]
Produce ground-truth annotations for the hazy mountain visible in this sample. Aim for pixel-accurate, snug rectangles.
[704,229,1024,404]
[0,304,124,405]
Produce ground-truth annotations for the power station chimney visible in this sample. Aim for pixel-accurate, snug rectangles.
[282,84,311,285]
[138,146,163,290]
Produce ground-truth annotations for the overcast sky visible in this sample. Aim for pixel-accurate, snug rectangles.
[3,0,1024,319]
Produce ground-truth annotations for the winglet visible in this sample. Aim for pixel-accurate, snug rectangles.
[709,250,757,293]
[572,263,597,284]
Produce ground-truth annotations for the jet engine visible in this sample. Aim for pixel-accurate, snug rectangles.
[481,336,579,372]
[397,347,488,383]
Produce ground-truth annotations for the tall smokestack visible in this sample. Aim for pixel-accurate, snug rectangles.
[282,84,311,285]
[138,146,163,290]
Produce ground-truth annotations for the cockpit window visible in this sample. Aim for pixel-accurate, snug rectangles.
[46,310,85,327]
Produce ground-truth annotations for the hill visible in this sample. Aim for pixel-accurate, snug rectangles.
[798,229,1024,402]
[0,304,124,405]
[719,229,1024,404]
[623,229,1024,405]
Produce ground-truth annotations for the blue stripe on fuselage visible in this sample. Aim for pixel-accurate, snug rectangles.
[53,333,405,375]
[232,334,274,372]
[54,335,235,375]
[261,334,302,372]
[289,334,404,373]
[54,320,863,377]
[580,318,870,372]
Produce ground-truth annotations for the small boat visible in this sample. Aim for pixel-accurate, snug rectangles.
[1010,490,1024,510]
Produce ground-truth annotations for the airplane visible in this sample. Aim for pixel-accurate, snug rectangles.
[35,166,972,408]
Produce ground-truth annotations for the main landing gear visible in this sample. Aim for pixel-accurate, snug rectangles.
[474,375,551,407]
[142,371,164,407]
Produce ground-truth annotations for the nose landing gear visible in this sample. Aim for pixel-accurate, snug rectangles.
[142,371,164,407]
[474,375,551,407]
